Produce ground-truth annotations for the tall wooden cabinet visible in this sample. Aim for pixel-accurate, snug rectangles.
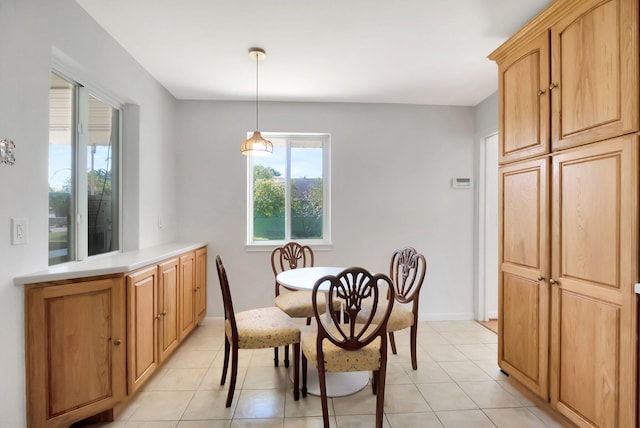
[490,0,639,426]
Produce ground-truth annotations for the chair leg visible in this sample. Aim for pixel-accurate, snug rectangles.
[410,324,418,370]
[371,370,378,395]
[375,362,388,428]
[317,357,330,428]
[274,346,279,367]
[225,345,239,407]
[220,335,230,385]
[293,343,300,401]
[284,344,290,368]
[301,353,308,397]
[306,316,312,326]
[388,331,397,355]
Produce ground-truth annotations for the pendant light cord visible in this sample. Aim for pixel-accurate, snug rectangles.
[255,54,259,130]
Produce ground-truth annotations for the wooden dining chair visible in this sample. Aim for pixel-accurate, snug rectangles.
[358,247,427,370]
[301,267,395,428]
[215,255,300,407]
[272,242,335,367]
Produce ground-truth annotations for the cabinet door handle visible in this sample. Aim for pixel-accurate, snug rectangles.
[537,89,545,96]
[114,339,122,346]
[549,82,558,90]
[155,314,161,320]
[161,312,167,316]
[537,275,545,281]
[549,278,558,285]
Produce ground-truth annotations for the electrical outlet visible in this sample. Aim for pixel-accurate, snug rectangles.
[12,217,27,245]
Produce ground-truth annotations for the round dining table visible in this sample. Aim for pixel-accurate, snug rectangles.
[276,266,370,397]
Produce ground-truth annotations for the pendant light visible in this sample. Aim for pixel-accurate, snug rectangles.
[240,47,273,156]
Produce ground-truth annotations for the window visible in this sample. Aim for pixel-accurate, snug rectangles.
[247,133,330,245]
[48,72,120,265]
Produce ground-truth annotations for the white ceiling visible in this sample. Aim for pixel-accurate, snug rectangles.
[76,0,552,106]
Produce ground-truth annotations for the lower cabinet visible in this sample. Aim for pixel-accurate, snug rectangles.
[499,138,639,427]
[25,277,126,428]
[24,245,207,427]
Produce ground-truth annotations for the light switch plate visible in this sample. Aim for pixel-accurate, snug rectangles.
[12,217,27,245]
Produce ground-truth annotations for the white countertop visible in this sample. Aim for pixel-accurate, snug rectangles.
[636,283,640,295]
[14,242,207,285]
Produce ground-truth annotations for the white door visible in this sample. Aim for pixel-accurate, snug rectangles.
[484,134,499,319]
[478,133,499,320]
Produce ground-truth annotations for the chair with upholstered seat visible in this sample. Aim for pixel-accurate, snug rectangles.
[301,267,395,428]
[272,242,339,367]
[358,247,426,370]
[216,255,300,407]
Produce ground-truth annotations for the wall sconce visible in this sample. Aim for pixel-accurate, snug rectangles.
[1,139,15,165]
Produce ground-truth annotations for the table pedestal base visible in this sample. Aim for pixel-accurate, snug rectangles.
[294,366,370,397]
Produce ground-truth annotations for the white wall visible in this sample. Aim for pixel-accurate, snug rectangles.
[176,101,477,321]
[0,1,178,425]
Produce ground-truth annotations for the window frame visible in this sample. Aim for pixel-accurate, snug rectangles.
[246,132,331,249]
[49,69,123,264]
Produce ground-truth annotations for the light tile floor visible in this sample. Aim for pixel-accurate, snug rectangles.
[96,319,570,428]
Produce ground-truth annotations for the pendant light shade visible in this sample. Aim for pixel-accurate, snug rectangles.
[240,130,273,156]
[241,48,273,156]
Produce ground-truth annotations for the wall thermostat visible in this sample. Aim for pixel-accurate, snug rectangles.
[452,177,472,188]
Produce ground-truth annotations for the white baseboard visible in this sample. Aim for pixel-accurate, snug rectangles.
[487,311,498,320]
[420,312,475,321]
[205,313,479,323]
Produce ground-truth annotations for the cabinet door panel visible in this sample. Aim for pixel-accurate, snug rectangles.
[127,266,159,393]
[502,167,542,268]
[179,252,196,339]
[551,0,639,149]
[499,32,550,163]
[47,290,113,414]
[560,153,619,287]
[195,247,208,322]
[557,291,619,428]
[502,273,540,381]
[551,136,638,427]
[498,158,549,399]
[26,278,126,427]
[159,258,180,362]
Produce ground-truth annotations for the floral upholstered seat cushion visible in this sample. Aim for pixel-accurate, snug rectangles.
[275,291,323,318]
[356,302,413,332]
[275,291,342,318]
[225,307,300,349]
[301,325,382,372]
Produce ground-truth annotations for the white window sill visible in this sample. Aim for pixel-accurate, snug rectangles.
[245,242,333,252]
